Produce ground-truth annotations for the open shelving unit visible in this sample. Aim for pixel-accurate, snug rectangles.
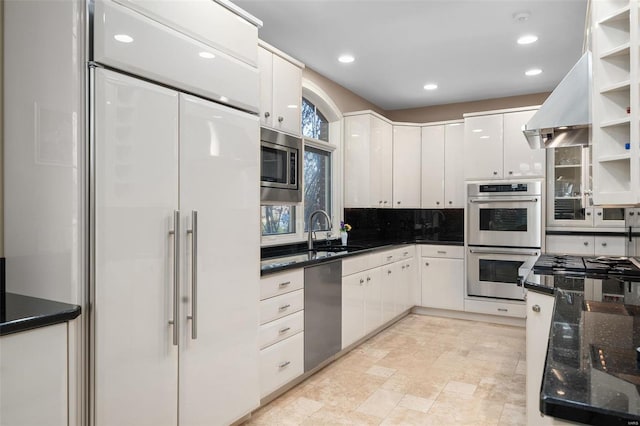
[592,0,639,205]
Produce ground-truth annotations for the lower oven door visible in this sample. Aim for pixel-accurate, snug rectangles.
[467,246,540,301]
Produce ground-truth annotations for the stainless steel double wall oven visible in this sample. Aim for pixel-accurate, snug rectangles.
[467,181,543,301]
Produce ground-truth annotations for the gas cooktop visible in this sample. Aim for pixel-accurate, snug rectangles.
[533,254,640,278]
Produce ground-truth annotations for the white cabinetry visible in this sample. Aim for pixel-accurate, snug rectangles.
[341,247,417,349]
[0,324,68,426]
[526,291,573,425]
[259,269,304,398]
[258,42,303,135]
[421,121,465,208]
[94,69,260,426]
[420,245,464,311]
[591,0,640,205]
[393,125,421,208]
[546,234,626,256]
[464,108,544,180]
[344,112,393,208]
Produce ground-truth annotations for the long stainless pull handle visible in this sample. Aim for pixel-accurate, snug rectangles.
[279,281,291,288]
[279,361,291,369]
[469,197,538,203]
[186,210,198,340]
[169,210,180,346]
[469,249,539,256]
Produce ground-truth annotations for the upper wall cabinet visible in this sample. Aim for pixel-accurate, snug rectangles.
[591,0,639,205]
[463,108,545,180]
[421,121,465,208]
[344,111,393,208]
[258,42,303,136]
[393,125,421,208]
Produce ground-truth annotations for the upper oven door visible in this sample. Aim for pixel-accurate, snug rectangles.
[261,141,297,189]
[468,195,542,248]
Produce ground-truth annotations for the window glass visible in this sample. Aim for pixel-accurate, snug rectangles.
[261,205,295,235]
[304,146,331,232]
[301,98,329,142]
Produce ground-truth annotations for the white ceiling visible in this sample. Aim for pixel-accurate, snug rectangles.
[233,0,588,111]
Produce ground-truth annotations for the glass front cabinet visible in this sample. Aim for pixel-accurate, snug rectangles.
[547,146,625,229]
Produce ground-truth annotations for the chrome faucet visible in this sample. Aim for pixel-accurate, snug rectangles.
[307,209,333,250]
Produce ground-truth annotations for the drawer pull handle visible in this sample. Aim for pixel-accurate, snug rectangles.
[278,361,291,369]
[387,256,393,260]
[403,251,409,256]
[387,270,392,274]
[532,305,541,313]
[279,327,291,334]
[278,304,291,311]
[601,242,607,247]
[279,281,291,288]
[497,308,508,312]
[584,241,589,246]
[437,250,447,254]
[425,262,429,266]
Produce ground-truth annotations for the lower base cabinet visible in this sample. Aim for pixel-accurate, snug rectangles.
[526,291,573,425]
[421,246,464,311]
[546,234,625,256]
[0,323,68,426]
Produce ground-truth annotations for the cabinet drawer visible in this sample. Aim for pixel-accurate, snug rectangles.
[259,311,304,350]
[464,298,526,318]
[343,254,373,276]
[259,332,304,398]
[392,246,415,261]
[594,236,626,256]
[260,289,304,325]
[260,269,304,300]
[546,235,594,255]
[421,245,464,259]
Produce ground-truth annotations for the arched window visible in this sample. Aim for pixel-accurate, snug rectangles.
[301,97,329,142]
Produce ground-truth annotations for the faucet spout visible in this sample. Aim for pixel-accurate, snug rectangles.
[307,210,333,250]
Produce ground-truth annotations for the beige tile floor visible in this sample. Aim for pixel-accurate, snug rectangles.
[245,314,526,425]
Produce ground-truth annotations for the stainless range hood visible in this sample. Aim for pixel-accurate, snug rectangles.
[523,51,592,149]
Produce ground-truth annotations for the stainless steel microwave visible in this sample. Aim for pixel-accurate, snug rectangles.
[260,127,302,203]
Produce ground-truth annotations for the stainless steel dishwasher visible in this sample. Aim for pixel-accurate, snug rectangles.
[304,259,342,372]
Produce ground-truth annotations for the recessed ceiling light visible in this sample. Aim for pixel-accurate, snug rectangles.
[199,52,215,59]
[338,54,355,64]
[517,35,538,45]
[525,68,542,76]
[114,34,134,43]
[423,83,438,90]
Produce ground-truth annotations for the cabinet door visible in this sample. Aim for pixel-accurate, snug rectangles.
[371,117,393,208]
[94,69,179,426]
[381,262,399,322]
[364,268,383,333]
[342,273,365,349]
[0,324,68,426]
[272,54,302,135]
[344,115,372,208]
[526,291,556,425]
[398,258,416,313]
[444,123,465,208]
[421,257,464,311]
[546,235,595,255]
[257,47,273,128]
[464,114,503,179]
[503,110,545,178]
[393,125,421,208]
[178,95,260,425]
[421,125,445,208]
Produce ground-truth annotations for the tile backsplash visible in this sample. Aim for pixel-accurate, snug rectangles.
[345,208,464,245]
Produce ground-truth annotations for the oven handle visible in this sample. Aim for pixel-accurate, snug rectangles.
[468,197,539,204]
[469,248,540,256]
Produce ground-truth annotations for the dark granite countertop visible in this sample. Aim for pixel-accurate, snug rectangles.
[1,292,81,336]
[526,271,640,425]
[261,239,463,275]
